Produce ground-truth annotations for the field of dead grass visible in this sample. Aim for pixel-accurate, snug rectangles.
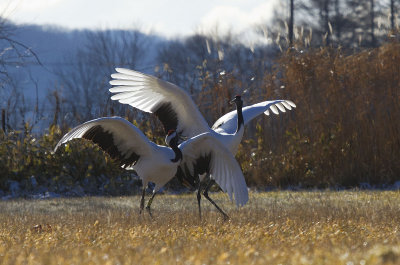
[1,191,400,265]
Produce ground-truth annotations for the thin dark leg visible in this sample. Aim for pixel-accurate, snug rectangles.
[203,179,229,220]
[196,187,202,219]
[145,192,157,218]
[139,187,146,214]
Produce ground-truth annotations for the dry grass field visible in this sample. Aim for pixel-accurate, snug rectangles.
[1,191,400,265]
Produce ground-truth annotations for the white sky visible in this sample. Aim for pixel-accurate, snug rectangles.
[1,0,278,37]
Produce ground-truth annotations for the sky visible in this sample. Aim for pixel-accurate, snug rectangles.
[1,0,279,38]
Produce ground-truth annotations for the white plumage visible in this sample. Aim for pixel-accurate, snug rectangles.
[54,117,180,216]
[180,132,248,207]
[110,68,210,138]
[54,116,248,216]
[109,68,296,217]
[212,100,296,133]
[109,68,296,154]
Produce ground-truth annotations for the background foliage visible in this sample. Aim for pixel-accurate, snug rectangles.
[0,40,399,193]
[239,41,400,188]
[0,0,399,194]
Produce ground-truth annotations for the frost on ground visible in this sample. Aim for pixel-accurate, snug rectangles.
[1,174,144,200]
[2,175,400,200]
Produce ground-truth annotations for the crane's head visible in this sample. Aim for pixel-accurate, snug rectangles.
[230,95,243,107]
[165,129,179,147]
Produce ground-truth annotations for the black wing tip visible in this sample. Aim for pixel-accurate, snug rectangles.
[82,125,140,167]
[153,102,179,134]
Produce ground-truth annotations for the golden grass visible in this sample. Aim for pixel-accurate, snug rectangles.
[1,191,400,265]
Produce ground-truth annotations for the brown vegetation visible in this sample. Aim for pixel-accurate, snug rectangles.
[1,191,400,264]
[237,41,400,188]
[1,41,399,190]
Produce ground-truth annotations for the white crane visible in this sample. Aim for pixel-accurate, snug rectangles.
[109,68,296,216]
[109,68,296,154]
[54,116,247,218]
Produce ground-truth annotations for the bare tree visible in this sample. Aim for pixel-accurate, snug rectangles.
[0,18,42,130]
[264,0,389,48]
[334,0,343,41]
[390,0,395,30]
[370,0,376,47]
[156,30,278,124]
[289,0,295,46]
[55,29,148,126]
[0,19,40,82]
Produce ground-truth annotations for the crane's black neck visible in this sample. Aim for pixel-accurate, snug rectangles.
[166,133,182,163]
[171,145,182,163]
[235,101,244,134]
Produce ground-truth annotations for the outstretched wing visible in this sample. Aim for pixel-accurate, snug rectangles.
[212,100,296,134]
[109,68,210,138]
[179,133,248,207]
[54,117,154,168]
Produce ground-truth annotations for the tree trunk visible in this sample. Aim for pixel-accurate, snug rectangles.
[334,0,341,43]
[370,0,376,47]
[390,0,395,31]
[52,91,60,127]
[289,0,294,46]
[1,109,5,133]
[324,0,330,45]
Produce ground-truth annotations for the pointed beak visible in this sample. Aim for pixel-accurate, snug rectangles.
[229,98,236,105]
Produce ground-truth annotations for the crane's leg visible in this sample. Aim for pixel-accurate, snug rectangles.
[203,179,229,220]
[196,187,202,220]
[145,191,157,218]
[139,187,146,214]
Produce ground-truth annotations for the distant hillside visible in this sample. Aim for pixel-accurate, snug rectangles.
[1,21,277,130]
[10,24,163,101]
[1,23,165,129]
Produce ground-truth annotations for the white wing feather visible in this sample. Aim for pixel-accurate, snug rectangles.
[54,117,154,157]
[179,133,249,207]
[109,68,210,138]
[212,100,296,134]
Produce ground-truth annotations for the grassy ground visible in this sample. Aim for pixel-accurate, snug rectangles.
[0,191,400,265]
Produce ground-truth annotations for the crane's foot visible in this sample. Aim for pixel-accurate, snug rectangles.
[145,206,153,219]
[203,179,229,221]
[221,212,230,221]
[203,190,229,220]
